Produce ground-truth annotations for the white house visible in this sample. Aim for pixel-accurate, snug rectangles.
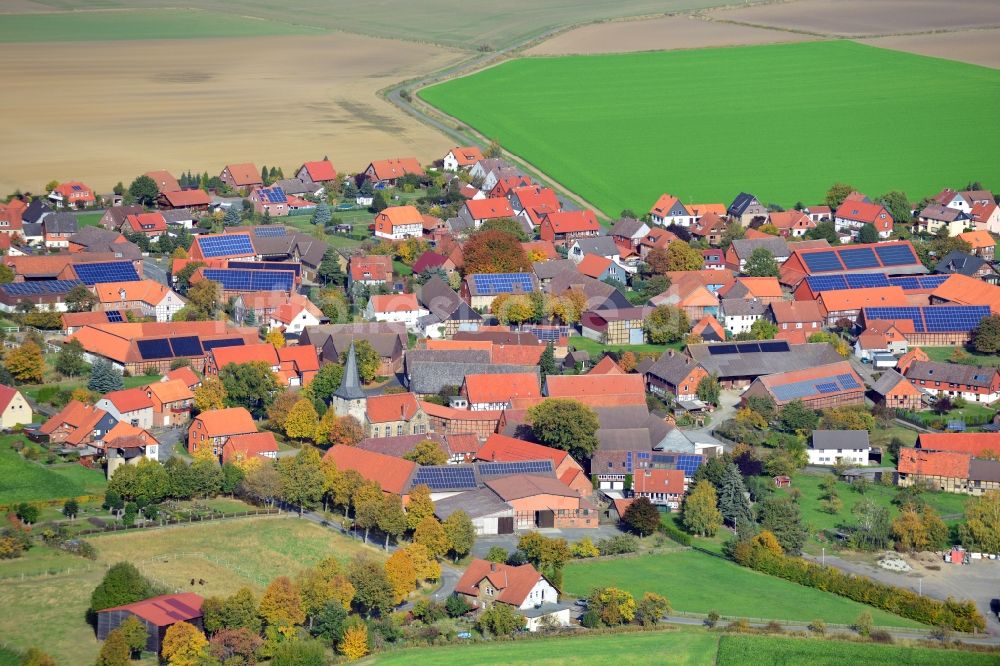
[938,188,994,214]
[95,388,155,430]
[268,300,323,335]
[454,560,559,611]
[363,293,428,330]
[0,385,32,429]
[443,146,484,172]
[373,205,422,240]
[808,430,870,467]
[720,298,767,335]
[648,193,694,227]
[95,280,186,323]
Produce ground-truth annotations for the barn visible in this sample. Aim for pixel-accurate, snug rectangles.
[96,593,204,654]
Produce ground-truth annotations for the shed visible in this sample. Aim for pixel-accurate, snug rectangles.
[96,593,204,654]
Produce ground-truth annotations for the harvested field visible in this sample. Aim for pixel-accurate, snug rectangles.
[526,15,817,56]
[0,32,460,194]
[863,29,1000,69]
[708,0,1000,37]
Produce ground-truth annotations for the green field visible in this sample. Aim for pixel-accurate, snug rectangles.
[421,41,1000,214]
[73,212,103,229]
[0,8,321,43]
[716,634,999,666]
[0,436,106,505]
[923,346,1000,368]
[562,550,922,628]
[568,335,676,356]
[374,629,720,665]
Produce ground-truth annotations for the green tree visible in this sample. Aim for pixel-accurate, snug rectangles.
[312,201,332,226]
[527,398,600,460]
[539,342,556,379]
[778,399,818,434]
[682,480,722,536]
[825,183,855,210]
[758,496,807,555]
[0,264,14,284]
[312,601,348,641]
[96,629,130,666]
[118,615,148,657]
[63,497,79,518]
[644,305,689,344]
[347,554,394,617]
[88,358,125,393]
[371,190,388,212]
[748,318,778,340]
[478,217,528,241]
[219,361,280,417]
[635,592,671,627]
[284,398,318,442]
[476,602,526,636]
[277,448,324,512]
[185,279,220,318]
[743,247,779,277]
[55,338,88,376]
[959,490,1000,553]
[851,498,892,551]
[878,190,911,225]
[128,175,159,206]
[403,439,449,465]
[340,339,379,384]
[65,284,98,312]
[858,223,879,244]
[622,496,660,536]
[442,510,476,562]
[973,314,1000,354]
[717,463,753,528]
[223,205,241,227]
[317,248,345,287]
[377,494,408,550]
[696,374,721,405]
[807,220,839,244]
[272,637,327,666]
[91,562,152,611]
[305,362,343,412]
[352,481,383,543]
[664,240,703,271]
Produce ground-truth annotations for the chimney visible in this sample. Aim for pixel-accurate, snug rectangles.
[490,562,497,572]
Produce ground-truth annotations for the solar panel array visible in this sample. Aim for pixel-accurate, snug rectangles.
[229,261,300,276]
[471,273,534,295]
[259,187,287,204]
[804,274,891,293]
[197,234,255,258]
[888,275,949,290]
[520,325,569,342]
[862,306,990,333]
[2,279,82,296]
[706,341,790,355]
[770,372,862,402]
[478,460,554,476]
[73,261,141,286]
[839,247,879,269]
[802,251,843,272]
[106,310,124,323]
[875,244,917,266]
[410,466,477,491]
[676,455,703,476]
[71,184,82,191]
[253,226,287,237]
[136,336,246,360]
[201,338,245,351]
[799,244,919,274]
[647,453,703,476]
[137,339,172,360]
[202,269,294,292]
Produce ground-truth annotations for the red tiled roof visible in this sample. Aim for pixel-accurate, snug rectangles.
[545,374,645,403]
[145,170,181,193]
[100,593,203,627]
[366,392,421,424]
[957,230,994,250]
[223,432,278,463]
[102,388,153,413]
[770,300,823,323]
[446,433,481,455]
[375,205,422,232]
[160,189,212,207]
[466,197,514,220]
[191,407,256,437]
[223,163,262,186]
[449,146,484,167]
[917,433,1000,458]
[455,560,544,607]
[756,361,864,403]
[542,210,599,233]
[818,286,908,312]
[465,373,539,405]
[588,356,624,375]
[649,193,681,217]
[476,433,570,467]
[40,400,107,445]
[350,255,393,282]
[277,345,320,373]
[691,315,726,340]
[930,274,1000,313]
[165,366,200,388]
[576,254,613,279]
[634,468,684,495]
[898,448,970,479]
[835,201,893,230]
[368,157,423,181]
[412,251,447,273]
[145,379,193,404]
[322,444,416,494]
[0,384,21,412]
[301,160,337,182]
[212,342,278,369]
[369,293,420,314]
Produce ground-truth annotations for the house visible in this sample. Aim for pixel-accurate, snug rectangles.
[188,232,256,261]
[854,319,912,361]
[248,186,288,216]
[267,298,324,336]
[96,388,154,430]
[49,181,95,208]
[509,185,560,228]
[0,385,31,429]
[632,468,686,510]
[435,488,515,535]
[718,277,784,304]
[104,423,160,477]
[462,272,538,310]
[277,344,320,387]
[637,227,677,259]
[0,199,25,235]
[870,369,922,411]
[768,210,815,237]
[970,201,1000,233]
[741,360,865,408]
[363,158,423,186]
[348,255,393,287]
[895,448,1000,495]
[165,366,201,390]
[770,300,824,339]
[476,433,590,495]
[645,350,709,401]
[691,315,725,342]
[68,227,141,259]
[816,286,908,326]
[158,189,212,211]
[934,188,994,213]
[443,146,485,171]
[702,249,725,270]
[295,159,337,185]
[580,307,649,345]
[808,430,870,466]
[117,212,165,239]
[39,400,117,450]
[915,204,972,237]
[206,342,279,377]
[144,379,194,427]
[461,373,540,411]
[903,361,1000,403]
[725,236,789,272]
[416,276,482,338]
[804,204,833,222]
[96,593,204,655]
[720,298,768,335]
[858,304,990,346]
[957,230,995,261]
[928,274,1000,313]
[576,254,626,282]
[100,205,144,231]
[222,432,278,465]
[42,212,78,248]
[458,198,516,229]
[94,280,185,322]
[834,200,893,239]
[568,236,620,264]
[454,560,558,613]
[485,475,597,528]
[310,323,406,376]
[374,205,423,240]
[610,217,650,249]
[650,277,719,320]
[489,174,533,198]
[545,373,646,408]
[690,213,728,246]
[934,251,997,280]
[219,163,262,192]
[917,432,1000,458]
[322,444,416,495]
[187,407,257,456]
[144,170,181,194]
[648,193,693,226]
[728,192,768,226]
[363,293,429,329]
[538,210,600,246]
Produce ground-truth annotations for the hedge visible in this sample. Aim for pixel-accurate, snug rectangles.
[732,543,985,633]
[658,519,691,546]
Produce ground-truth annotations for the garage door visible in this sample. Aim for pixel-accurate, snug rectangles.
[536,510,555,528]
[629,328,644,345]
[497,517,514,534]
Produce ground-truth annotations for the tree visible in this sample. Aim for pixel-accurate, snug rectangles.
[347,555,394,617]
[193,376,227,413]
[549,288,588,325]
[161,621,209,666]
[851,498,892,551]
[476,602,526,636]
[635,592,671,627]
[484,138,502,158]
[404,543,440,584]
[312,601,348,641]
[858,223,878,244]
[683,480,722,536]
[622,497,660,536]
[403,439,449,465]
[340,339,379,384]
[277,448,324,512]
[352,481,383,543]
[696,374,721,405]
[0,264,13,284]
[298,558,355,622]
[305,362,343,411]
[223,205,241,227]
[932,395,953,415]
[377,494,408,550]
[218,587,261,634]
[185,279,220,318]
[284,398,318,442]
[128,175,159,206]
[588,587,636,626]
[442,510,476,562]
[749,318,778,340]
[414,515,450,559]
[4,342,45,383]
[208,628,263,665]
[87,358,124,393]
[118,615,148,657]
[644,305,689,344]
[825,183,855,210]
[662,240,703,271]
[220,361,280,417]
[96,629,130,666]
[959,490,1000,553]
[265,328,285,349]
[371,190,388,213]
[405,484,435,530]
[462,229,531,274]
[491,293,536,325]
[384,549,417,603]
[758,496,807,555]
[63,497,79,519]
[878,190,911,224]
[893,504,947,552]
[778,400,818,434]
[312,201,332,226]
[338,622,369,659]
[55,338,88,377]
[743,247,779,277]
[266,390,299,431]
[717,463,753,528]
[479,217,528,241]
[527,398,600,460]
[91,562,152,611]
[973,314,1000,354]
[65,284,98,312]
[259,576,305,631]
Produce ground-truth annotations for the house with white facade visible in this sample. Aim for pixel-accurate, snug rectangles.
[373,205,423,240]
[808,430,870,466]
[720,298,767,335]
[94,280,185,322]
[364,293,428,330]
[95,388,155,430]
[443,146,484,172]
[454,559,560,617]
[648,193,693,226]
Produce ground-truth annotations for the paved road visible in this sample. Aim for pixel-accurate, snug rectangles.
[143,257,169,286]
[682,389,741,451]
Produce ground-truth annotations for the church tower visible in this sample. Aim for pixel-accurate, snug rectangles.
[331,341,367,423]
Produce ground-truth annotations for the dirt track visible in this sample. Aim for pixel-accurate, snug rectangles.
[525,15,817,56]
[862,29,1000,69]
[0,33,461,194]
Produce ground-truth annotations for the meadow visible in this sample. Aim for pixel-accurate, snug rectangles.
[561,549,923,628]
[420,41,1000,215]
[0,435,106,505]
[715,634,999,665]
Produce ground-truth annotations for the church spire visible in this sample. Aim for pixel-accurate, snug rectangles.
[334,340,365,400]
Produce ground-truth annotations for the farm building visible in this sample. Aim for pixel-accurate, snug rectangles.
[902,360,1000,403]
[870,369,922,411]
[686,341,842,389]
[858,305,991,346]
[434,488,514,535]
[780,241,926,287]
[741,361,865,409]
[645,350,708,402]
[580,306,649,345]
[96,593,204,654]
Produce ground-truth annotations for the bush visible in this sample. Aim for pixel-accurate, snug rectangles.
[870,629,893,643]
[705,610,720,628]
[658,519,692,546]
[726,618,751,633]
[597,534,639,556]
[808,618,826,634]
[571,537,600,558]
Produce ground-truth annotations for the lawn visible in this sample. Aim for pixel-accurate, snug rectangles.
[74,212,103,229]
[0,435,106,505]
[562,549,922,628]
[568,335,676,356]
[716,634,999,666]
[374,628,720,665]
[0,8,322,43]
[923,346,1000,368]
[420,41,1000,215]
[88,515,384,596]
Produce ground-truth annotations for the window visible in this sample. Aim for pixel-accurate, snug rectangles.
[397,424,403,436]
[373,427,379,437]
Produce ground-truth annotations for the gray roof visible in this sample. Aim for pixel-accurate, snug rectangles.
[334,342,366,400]
[598,428,652,451]
[919,203,970,223]
[547,271,631,310]
[610,217,647,238]
[273,178,320,195]
[721,298,768,317]
[970,458,1000,483]
[301,322,405,350]
[21,198,53,224]
[870,369,909,396]
[101,204,143,228]
[418,276,463,317]
[729,192,761,217]
[592,405,653,430]
[161,209,196,224]
[21,222,43,238]
[811,430,870,450]
[905,360,997,389]
[731,236,789,260]
[688,342,843,379]
[434,488,512,520]
[533,259,576,281]
[407,349,491,365]
[322,333,403,364]
[407,361,536,395]
[43,212,78,234]
[646,351,703,386]
[571,236,618,257]
[935,251,988,277]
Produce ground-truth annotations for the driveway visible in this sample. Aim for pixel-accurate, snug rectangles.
[143,257,169,286]
[682,389,741,451]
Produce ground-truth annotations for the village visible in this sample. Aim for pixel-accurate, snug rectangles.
[0,150,999,664]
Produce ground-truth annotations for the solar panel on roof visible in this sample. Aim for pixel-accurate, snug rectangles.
[198,234,254,258]
[758,341,790,353]
[802,251,843,272]
[136,338,173,360]
[805,275,848,293]
[706,344,738,355]
[106,310,124,323]
[260,187,287,204]
[169,336,203,357]
[847,273,891,289]
[71,184,82,191]
[202,269,294,292]
[471,273,533,295]
[228,261,300,276]
[479,460,553,476]
[816,382,839,394]
[73,261,141,286]
[253,227,287,237]
[735,342,762,354]
[837,374,860,390]
[1,279,83,296]
[839,247,880,269]
[874,244,916,266]
[201,338,245,351]
[411,466,477,491]
[863,306,988,334]
[677,455,703,475]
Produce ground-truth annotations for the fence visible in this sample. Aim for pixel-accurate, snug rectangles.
[665,609,980,638]
[69,507,281,537]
